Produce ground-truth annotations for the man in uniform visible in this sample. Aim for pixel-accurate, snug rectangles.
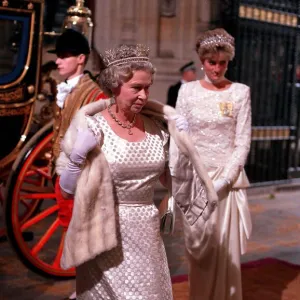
[49,29,105,300]
[50,29,105,167]
[167,61,197,108]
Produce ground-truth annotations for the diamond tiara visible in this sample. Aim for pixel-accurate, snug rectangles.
[102,44,150,68]
[107,56,149,67]
[200,35,234,48]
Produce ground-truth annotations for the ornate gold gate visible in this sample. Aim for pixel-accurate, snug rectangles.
[221,0,300,185]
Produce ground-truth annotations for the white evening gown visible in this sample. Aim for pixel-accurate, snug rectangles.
[176,81,253,300]
[76,114,173,300]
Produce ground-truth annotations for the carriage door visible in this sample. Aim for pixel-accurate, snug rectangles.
[0,1,44,175]
[222,0,300,185]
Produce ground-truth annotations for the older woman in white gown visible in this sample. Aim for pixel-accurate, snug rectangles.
[56,44,217,300]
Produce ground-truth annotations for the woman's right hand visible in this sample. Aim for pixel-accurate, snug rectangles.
[168,114,189,132]
[71,129,98,161]
[60,129,97,195]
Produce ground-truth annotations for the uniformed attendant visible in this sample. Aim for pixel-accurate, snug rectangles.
[50,29,105,168]
[49,29,106,300]
[167,61,197,108]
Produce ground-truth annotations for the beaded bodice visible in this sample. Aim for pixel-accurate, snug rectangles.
[88,114,168,204]
[176,81,251,183]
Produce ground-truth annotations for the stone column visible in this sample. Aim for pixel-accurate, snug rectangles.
[92,0,213,102]
[119,0,137,45]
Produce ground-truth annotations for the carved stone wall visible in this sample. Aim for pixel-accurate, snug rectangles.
[93,0,218,102]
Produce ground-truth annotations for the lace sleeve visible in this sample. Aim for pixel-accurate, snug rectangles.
[175,83,188,116]
[223,87,252,184]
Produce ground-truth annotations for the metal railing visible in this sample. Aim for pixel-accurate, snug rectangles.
[221,0,300,185]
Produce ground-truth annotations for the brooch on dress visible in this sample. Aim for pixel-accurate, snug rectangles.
[219,101,233,117]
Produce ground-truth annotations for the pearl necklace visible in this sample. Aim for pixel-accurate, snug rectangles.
[204,73,213,83]
[203,73,230,90]
[108,103,136,135]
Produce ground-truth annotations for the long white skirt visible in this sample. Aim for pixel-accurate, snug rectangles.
[76,204,173,300]
[185,168,252,300]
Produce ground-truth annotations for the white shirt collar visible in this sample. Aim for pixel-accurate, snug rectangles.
[56,74,84,109]
[66,74,83,88]
[180,79,187,84]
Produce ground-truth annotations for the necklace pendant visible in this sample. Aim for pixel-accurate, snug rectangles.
[108,103,137,134]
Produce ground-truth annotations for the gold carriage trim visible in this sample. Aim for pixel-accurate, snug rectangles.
[0,97,34,116]
[0,105,31,116]
[0,86,24,103]
[0,97,35,170]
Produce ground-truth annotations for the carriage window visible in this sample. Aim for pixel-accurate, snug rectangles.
[0,14,30,85]
[0,19,22,77]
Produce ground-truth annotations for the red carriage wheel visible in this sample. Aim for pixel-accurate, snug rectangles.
[5,122,75,278]
[0,172,42,241]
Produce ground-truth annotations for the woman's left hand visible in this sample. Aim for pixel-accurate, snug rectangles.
[213,179,228,192]
[213,178,229,200]
[169,114,189,132]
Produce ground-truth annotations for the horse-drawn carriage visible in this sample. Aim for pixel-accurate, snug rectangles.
[0,0,94,278]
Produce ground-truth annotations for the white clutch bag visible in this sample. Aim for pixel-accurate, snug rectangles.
[159,194,176,235]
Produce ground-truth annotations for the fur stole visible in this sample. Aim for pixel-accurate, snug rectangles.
[57,99,218,269]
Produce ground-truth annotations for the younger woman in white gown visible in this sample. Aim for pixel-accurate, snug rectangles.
[177,28,252,300]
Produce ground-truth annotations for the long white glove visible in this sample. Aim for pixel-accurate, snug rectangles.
[168,115,189,132]
[59,129,98,195]
[213,178,229,200]
[213,178,228,192]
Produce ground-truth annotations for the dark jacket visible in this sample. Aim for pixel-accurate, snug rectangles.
[167,81,182,108]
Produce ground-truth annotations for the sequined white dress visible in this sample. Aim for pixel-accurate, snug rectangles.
[76,114,173,300]
[176,81,252,300]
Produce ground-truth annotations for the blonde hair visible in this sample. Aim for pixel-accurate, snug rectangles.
[195,28,235,61]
